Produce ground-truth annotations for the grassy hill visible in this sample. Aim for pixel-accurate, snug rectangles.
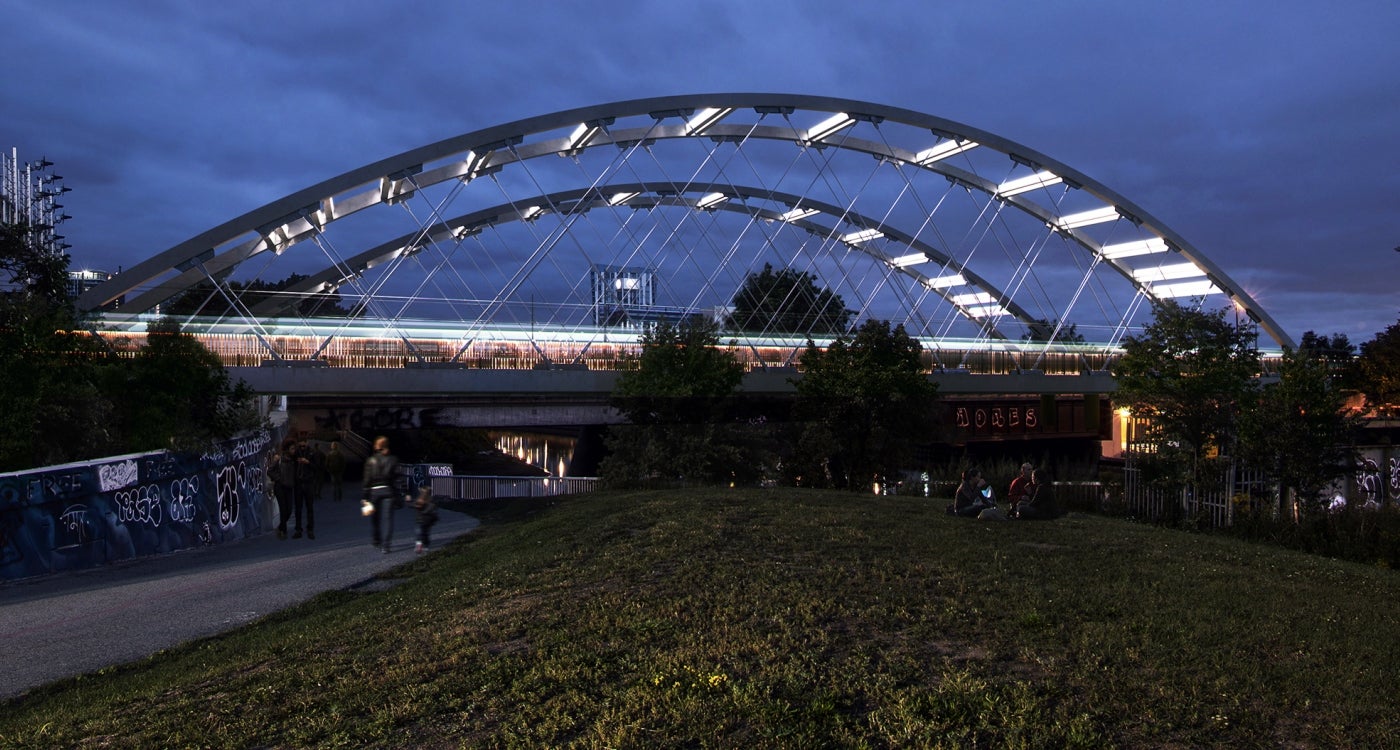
[2,488,1397,748]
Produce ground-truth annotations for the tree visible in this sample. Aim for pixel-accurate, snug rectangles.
[105,317,260,453]
[1237,346,1360,513]
[729,263,852,336]
[789,319,939,490]
[1113,301,1261,499]
[1297,330,1356,386]
[1353,317,1400,414]
[600,317,761,486]
[0,220,114,470]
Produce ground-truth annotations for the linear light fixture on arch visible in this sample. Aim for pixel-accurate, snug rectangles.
[695,192,728,209]
[608,191,640,206]
[842,228,883,245]
[1100,237,1170,259]
[1132,263,1204,283]
[1149,279,1221,299]
[997,170,1063,197]
[805,112,857,143]
[780,206,819,222]
[1052,205,1120,231]
[914,138,978,165]
[951,291,995,306]
[519,205,545,221]
[564,122,604,152]
[889,252,928,268]
[965,304,1008,318]
[685,107,734,136]
[924,273,965,289]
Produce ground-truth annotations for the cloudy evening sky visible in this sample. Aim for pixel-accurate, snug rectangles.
[3,0,1397,343]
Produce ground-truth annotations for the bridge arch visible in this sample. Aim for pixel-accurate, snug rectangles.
[78,93,1293,353]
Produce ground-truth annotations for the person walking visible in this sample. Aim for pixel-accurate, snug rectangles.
[324,442,347,502]
[362,436,402,553]
[271,438,298,540]
[411,486,439,554]
[308,442,327,503]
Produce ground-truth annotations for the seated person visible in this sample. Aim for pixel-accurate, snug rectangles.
[1015,469,1059,520]
[949,468,995,517]
[1007,462,1033,511]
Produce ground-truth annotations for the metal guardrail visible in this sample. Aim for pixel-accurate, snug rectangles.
[434,475,599,500]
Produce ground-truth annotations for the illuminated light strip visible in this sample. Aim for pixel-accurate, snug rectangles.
[842,228,883,244]
[519,206,544,221]
[805,112,856,142]
[914,138,978,165]
[608,191,640,205]
[997,170,1063,197]
[924,273,965,289]
[695,192,728,209]
[1100,237,1170,259]
[1132,262,1204,283]
[1052,205,1120,231]
[1149,280,1222,298]
[965,304,1008,318]
[685,107,733,136]
[780,206,819,222]
[951,292,995,306]
[889,253,928,268]
[564,122,603,151]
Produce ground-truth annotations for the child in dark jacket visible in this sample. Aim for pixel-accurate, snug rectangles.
[412,487,439,554]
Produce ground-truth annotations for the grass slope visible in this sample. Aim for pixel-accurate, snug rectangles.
[2,488,1397,748]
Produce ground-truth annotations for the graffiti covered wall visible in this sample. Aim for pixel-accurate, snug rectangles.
[0,429,277,581]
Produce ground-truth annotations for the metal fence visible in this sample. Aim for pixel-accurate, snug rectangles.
[1121,457,1273,528]
[434,475,599,501]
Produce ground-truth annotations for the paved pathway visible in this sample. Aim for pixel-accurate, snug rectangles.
[0,487,479,700]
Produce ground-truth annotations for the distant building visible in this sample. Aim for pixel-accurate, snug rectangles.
[589,264,726,328]
[67,269,115,306]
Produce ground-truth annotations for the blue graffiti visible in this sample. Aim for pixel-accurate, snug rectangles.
[0,429,276,580]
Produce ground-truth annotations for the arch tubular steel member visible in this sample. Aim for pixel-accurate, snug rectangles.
[78,94,1294,352]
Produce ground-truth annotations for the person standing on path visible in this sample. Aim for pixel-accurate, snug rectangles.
[362,436,402,553]
[292,440,317,539]
[325,441,347,502]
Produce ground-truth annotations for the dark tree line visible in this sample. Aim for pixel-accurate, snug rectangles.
[0,220,260,471]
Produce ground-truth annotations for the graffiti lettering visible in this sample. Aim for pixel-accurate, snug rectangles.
[1390,457,1400,503]
[97,460,139,492]
[169,477,199,523]
[1356,457,1382,506]
[142,455,180,481]
[114,484,164,526]
[33,472,86,500]
[217,465,241,529]
[228,429,273,462]
[317,407,421,433]
[59,505,90,543]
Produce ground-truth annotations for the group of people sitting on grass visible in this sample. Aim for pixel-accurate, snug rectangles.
[947,462,1059,520]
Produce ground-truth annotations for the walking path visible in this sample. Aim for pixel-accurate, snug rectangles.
[0,486,480,700]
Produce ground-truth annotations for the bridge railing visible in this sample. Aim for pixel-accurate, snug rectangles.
[434,475,599,501]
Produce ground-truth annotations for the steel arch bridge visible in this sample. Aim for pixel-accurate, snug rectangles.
[76,93,1292,373]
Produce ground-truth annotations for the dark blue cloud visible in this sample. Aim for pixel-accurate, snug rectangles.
[6,0,1397,340]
